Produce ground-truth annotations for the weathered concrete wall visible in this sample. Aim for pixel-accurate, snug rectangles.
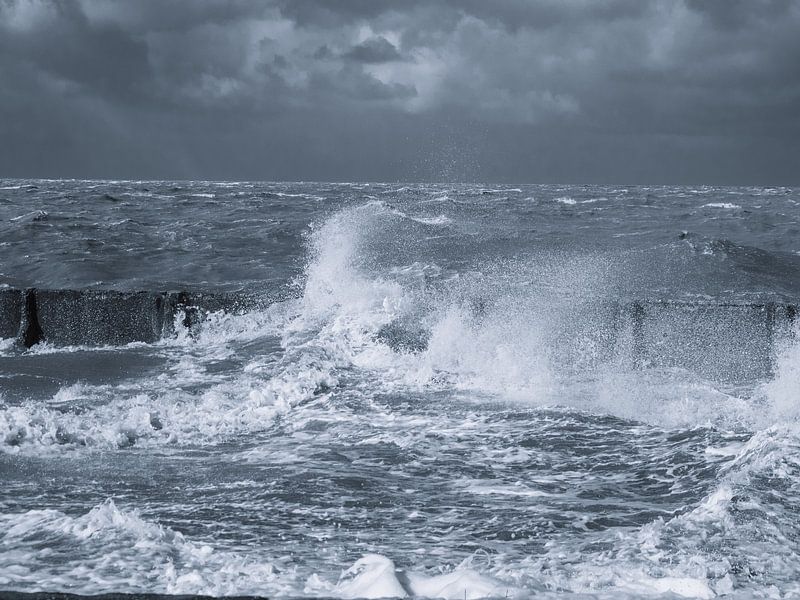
[623,301,798,382]
[0,290,797,375]
[0,288,22,339]
[34,290,170,346]
[0,288,258,348]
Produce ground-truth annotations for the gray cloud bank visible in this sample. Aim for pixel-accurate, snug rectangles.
[1,0,798,183]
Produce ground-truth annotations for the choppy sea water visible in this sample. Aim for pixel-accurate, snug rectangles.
[2,180,800,599]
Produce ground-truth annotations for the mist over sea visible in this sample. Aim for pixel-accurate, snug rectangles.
[2,180,800,599]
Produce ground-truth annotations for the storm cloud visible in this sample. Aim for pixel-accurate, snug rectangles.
[1,0,798,183]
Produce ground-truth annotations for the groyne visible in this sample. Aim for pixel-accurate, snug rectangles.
[0,289,797,382]
[0,288,258,348]
[621,299,796,381]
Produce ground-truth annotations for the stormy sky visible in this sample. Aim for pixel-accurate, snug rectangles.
[1,0,799,184]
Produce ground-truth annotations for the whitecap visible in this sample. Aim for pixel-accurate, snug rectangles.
[409,215,453,226]
[325,554,510,600]
[0,500,285,596]
[702,202,741,209]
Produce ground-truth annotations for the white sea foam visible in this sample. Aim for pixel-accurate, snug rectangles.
[0,302,333,451]
[0,499,518,600]
[9,209,47,222]
[702,202,741,209]
[409,214,453,226]
[0,499,288,596]
[271,191,326,201]
[460,479,552,498]
[751,330,800,426]
[307,554,511,599]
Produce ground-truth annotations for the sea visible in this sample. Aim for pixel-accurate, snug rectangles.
[1,180,800,599]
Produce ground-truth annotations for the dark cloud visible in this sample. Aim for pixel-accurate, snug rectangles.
[0,0,152,101]
[0,0,798,183]
[270,0,408,27]
[686,0,794,30]
[344,36,404,63]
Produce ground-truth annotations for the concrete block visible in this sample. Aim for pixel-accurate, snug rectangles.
[0,288,22,339]
[34,289,170,346]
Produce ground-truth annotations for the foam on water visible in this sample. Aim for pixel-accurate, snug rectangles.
[317,554,510,599]
[751,330,800,426]
[1,499,515,599]
[702,203,742,210]
[0,300,333,451]
[0,499,289,596]
[408,214,453,226]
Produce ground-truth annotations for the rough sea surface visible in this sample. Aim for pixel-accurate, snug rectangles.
[2,180,800,599]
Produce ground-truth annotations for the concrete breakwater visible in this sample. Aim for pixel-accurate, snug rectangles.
[0,289,798,382]
[0,288,260,348]
[620,300,796,381]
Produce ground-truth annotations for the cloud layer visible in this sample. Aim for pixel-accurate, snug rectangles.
[1,0,798,183]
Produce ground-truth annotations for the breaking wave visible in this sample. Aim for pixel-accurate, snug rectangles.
[4,201,800,454]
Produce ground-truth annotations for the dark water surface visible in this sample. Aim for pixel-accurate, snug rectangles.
[2,180,800,598]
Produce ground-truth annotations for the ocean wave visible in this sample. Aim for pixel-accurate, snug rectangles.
[0,349,334,452]
[0,499,287,596]
[408,214,453,226]
[254,201,800,430]
[268,191,326,201]
[520,424,800,597]
[308,554,511,599]
[9,209,48,222]
[702,202,742,209]
[0,500,521,598]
